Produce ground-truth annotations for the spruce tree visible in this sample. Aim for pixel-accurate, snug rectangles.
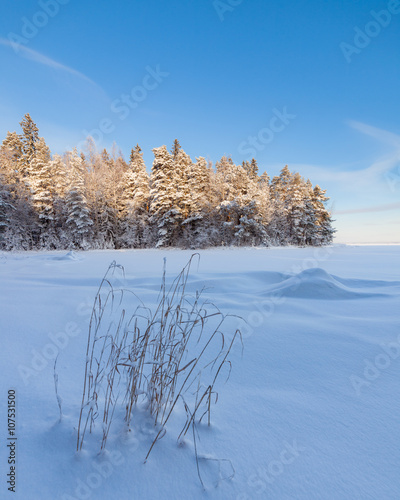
[302,197,318,245]
[149,146,181,247]
[49,154,69,237]
[0,180,13,245]
[64,151,93,248]
[179,156,214,248]
[19,113,39,177]
[26,138,57,247]
[120,144,150,247]
[269,167,294,245]
[242,158,259,179]
[312,185,335,245]
[174,149,194,220]
[286,172,307,245]
[171,139,181,160]
[250,158,259,178]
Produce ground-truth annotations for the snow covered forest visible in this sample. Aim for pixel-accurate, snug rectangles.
[0,114,335,250]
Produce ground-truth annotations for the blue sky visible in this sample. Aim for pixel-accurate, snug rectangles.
[1,0,399,243]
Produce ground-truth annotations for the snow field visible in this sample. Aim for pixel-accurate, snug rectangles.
[0,245,399,499]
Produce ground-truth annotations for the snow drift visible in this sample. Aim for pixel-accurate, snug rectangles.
[263,267,393,300]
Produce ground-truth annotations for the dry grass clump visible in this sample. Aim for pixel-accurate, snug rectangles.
[76,254,241,481]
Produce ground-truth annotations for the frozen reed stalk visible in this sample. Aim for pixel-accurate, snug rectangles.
[76,254,242,476]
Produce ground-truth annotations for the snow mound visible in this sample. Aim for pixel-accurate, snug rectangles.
[264,267,383,300]
[52,251,80,261]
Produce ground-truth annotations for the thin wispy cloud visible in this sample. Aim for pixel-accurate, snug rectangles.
[290,122,400,185]
[335,202,400,215]
[283,121,400,219]
[0,37,107,97]
[292,154,398,185]
[346,121,400,179]
[348,120,400,149]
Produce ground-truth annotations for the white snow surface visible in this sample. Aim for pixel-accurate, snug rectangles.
[0,245,399,499]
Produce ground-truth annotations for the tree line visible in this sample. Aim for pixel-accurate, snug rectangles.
[0,114,335,250]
